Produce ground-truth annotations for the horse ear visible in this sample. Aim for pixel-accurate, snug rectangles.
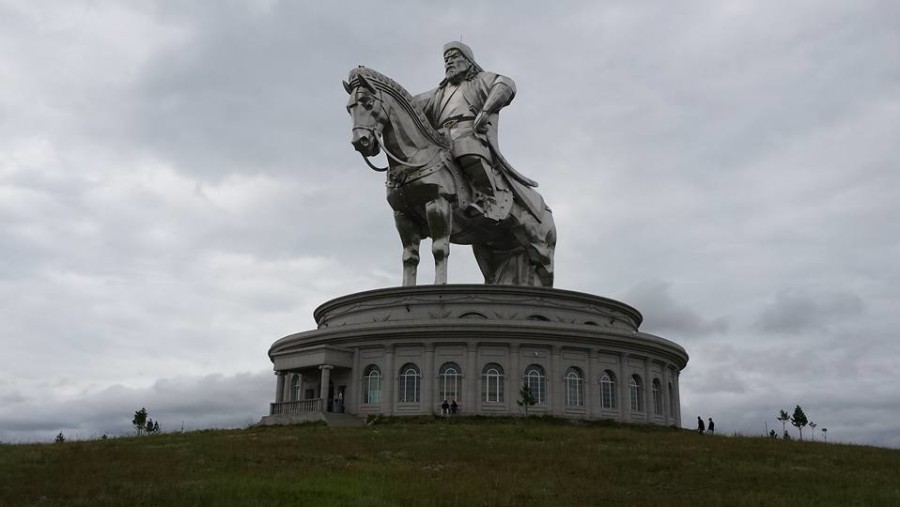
[342,80,352,94]
[357,73,375,93]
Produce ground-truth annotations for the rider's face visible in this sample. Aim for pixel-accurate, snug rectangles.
[444,50,470,82]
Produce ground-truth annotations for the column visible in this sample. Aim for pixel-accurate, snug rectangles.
[275,372,285,403]
[643,359,652,422]
[663,364,677,425]
[351,348,361,415]
[384,345,395,415]
[619,353,630,422]
[674,370,682,427]
[587,350,598,417]
[423,344,435,413]
[466,342,477,412]
[551,346,562,414]
[661,363,670,426]
[509,343,520,413]
[319,365,333,413]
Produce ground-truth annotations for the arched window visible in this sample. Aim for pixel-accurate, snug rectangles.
[565,367,584,406]
[481,363,504,403]
[289,374,301,401]
[363,365,381,404]
[629,374,643,412]
[652,379,662,415]
[398,363,421,403]
[523,365,546,404]
[439,362,462,403]
[600,370,617,409]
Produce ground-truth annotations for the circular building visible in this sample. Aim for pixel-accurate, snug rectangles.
[261,285,688,427]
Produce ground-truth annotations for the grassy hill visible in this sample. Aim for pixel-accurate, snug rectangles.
[2,417,898,506]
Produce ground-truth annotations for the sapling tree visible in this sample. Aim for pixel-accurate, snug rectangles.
[132,407,148,436]
[145,419,160,434]
[55,432,65,443]
[777,409,791,435]
[809,421,817,441]
[516,384,536,416]
[791,405,809,440]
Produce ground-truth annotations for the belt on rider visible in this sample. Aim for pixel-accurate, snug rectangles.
[441,115,476,129]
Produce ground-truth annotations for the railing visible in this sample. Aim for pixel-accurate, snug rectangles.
[270,398,323,415]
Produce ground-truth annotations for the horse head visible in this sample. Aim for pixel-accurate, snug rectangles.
[344,69,384,158]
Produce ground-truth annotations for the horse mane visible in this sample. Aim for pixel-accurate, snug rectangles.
[349,66,449,150]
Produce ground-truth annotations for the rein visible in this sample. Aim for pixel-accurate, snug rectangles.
[355,96,443,173]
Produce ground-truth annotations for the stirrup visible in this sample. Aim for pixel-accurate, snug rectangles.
[465,202,486,217]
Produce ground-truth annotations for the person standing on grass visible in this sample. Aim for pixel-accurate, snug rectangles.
[450,400,458,415]
[441,399,450,416]
[708,417,715,435]
[697,416,705,434]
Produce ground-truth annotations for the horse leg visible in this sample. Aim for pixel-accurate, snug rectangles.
[425,197,452,285]
[472,244,499,284]
[394,211,421,286]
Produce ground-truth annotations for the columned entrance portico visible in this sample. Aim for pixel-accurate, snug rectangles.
[261,345,354,424]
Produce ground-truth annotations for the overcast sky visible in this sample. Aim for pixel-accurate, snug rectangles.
[2,1,898,447]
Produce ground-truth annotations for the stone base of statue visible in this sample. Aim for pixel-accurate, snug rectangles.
[260,285,688,427]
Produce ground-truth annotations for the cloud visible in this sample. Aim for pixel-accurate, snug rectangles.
[1,1,899,449]
[682,369,900,448]
[624,280,728,338]
[0,372,272,443]
[755,289,864,334]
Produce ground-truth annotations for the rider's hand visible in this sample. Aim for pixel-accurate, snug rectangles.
[474,111,489,133]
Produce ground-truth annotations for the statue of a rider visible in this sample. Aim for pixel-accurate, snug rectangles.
[413,42,538,222]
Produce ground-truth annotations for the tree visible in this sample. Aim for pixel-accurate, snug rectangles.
[132,407,148,436]
[145,418,160,435]
[822,427,828,443]
[55,432,66,444]
[791,405,809,440]
[809,421,817,441]
[777,409,791,435]
[516,384,536,416]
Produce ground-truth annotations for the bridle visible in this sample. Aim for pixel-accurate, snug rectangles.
[352,88,442,173]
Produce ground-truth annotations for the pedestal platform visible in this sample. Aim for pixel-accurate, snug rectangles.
[262,285,688,426]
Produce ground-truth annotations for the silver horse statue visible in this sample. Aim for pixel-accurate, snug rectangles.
[344,66,555,287]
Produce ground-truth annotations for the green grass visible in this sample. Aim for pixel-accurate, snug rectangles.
[2,417,899,506]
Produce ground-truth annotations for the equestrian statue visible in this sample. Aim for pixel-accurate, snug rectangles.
[344,42,556,287]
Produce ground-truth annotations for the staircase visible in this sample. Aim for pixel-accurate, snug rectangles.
[324,412,365,427]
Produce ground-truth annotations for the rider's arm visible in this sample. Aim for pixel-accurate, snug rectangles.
[474,73,516,133]
[481,74,516,115]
